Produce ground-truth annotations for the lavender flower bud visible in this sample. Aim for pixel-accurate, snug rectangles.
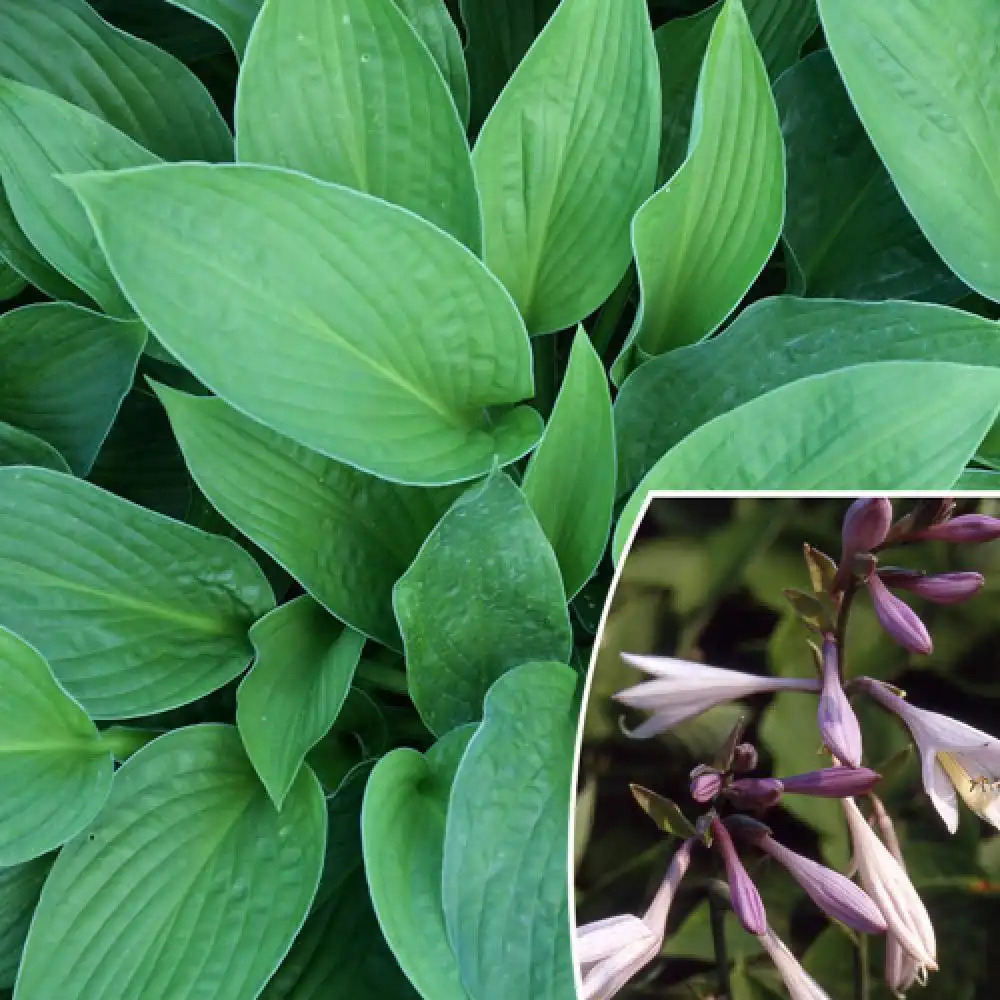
[755,834,887,936]
[842,498,893,556]
[879,569,985,605]
[779,767,881,798]
[913,513,1000,543]
[817,636,863,767]
[711,817,767,935]
[725,778,784,810]
[690,770,724,803]
[731,743,758,773]
[867,573,933,654]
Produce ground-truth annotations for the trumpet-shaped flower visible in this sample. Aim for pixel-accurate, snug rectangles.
[859,677,1000,832]
[615,654,819,739]
[577,839,694,1000]
[757,926,832,1000]
[779,766,881,797]
[866,573,933,654]
[878,569,984,605]
[817,636,863,767]
[842,798,936,974]
[711,817,766,935]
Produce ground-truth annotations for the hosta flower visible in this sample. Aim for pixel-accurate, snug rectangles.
[817,636,863,766]
[866,573,933,655]
[842,798,936,974]
[757,926,832,1000]
[779,766,880,797]
[725,777,783,810]
[912,513,1000,543]
[711,817,766,935]
[859,677,1000,832]
[842,497,893,557]
[577,839,694,1000]
[615,654,819,739]
[689,768,724,802]
[878,569,984,605]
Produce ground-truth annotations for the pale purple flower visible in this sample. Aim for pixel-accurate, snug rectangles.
[879,569,984,605]
[752,833,887,935]
[842,798,937,974]
[725,777,783,810]
[779,766,881,798]
[913,513,1000,543]
[757,926,832,1000]
[859,677,1000,832]
[577,838,694,1000]
[866,573,933,655]
[689,769,723,802]
[732,742,758,772]
[842,497,893,556]
[615,654,820,739]
[817,636,863,767]
[711,817,766,935]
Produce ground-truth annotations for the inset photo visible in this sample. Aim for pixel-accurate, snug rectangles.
[574,495,1000,1000]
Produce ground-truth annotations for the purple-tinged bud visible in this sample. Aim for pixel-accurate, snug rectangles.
[779,766,881,798]
[725,777,784,810]
[690,770,724,803]
[711,817,767,935]
[731,742,758,773]
[913,513,1000,543]
[879,569,985,605]
[817,636,863,767]
[842,498,893,556]
[756,834,887,936]
[867,573,933,654]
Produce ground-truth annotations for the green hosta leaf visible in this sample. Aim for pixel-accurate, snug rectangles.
[394,471,573,736]
[362,727,475,1000]
[0,422,70,472]
[0,627,113,867]
[393,0,469,125]
[0,259,24,300]
[164,0,263,57]
[472,0,660,335]
[236,0,479,250]
[0,467,274,719]
[655,0,818,182]
[614,297,1000,498]
[459,0,558,131]
[956,468,1000,490]
[153,385,461,647]
[0,857,51,988]
[15,725,327,1000]
[237,597,365,809]
[0,0,232,160]
[0,80,159,316]
[0,304,144,475]
[262,763,417,998]
[68,163,541,486]
[613,0,784,380]
[817,0,1000,302]
[442,662,579,1000]
[777,51,961,302]
[613,361,1000,559]
[523,330,615,599]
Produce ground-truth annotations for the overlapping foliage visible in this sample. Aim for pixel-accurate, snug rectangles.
[0,0,998,997]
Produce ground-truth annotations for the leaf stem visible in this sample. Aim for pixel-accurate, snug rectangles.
[355,660,410,696]
[98,726,160,762]
[708,886,731,999]
[589,264,636,357]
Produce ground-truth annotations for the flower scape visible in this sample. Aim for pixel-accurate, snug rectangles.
[577,499,1000,1000]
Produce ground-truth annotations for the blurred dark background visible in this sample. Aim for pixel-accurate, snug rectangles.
[575,496,1000,1000]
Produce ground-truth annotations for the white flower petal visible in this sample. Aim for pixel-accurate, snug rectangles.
[757,927,831,1000]
[923,755,959,835]
[577,915,651,966]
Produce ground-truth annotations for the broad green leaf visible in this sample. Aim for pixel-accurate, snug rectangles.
[0,627,113,867]
[237,597,365,809]
[0,422,70,472]
[522,330,615,599]
[956,468,1000,490]
[613,362,1000,559]
[262,763,417,999]
[613,0,784,379]
[0,80,159,316]
[393,0,470,125]
[0,0,232,161]
[236,0,479,250]
[154,385,461,647]
[655,0,818,181]
[306,689,389,794]
[362,727,475,1000]
[459,0,558,132]
[472,0,660,335]
[0,259,24,301]
[0,467,274,719]
[394,472,573,735]
[776,51,961,302]
[0,857,51,988]
[817,0,1000,302]
[614,297,1000,498]
[164,0,263,57]
[442,662,579,1000]
[0,304,145,475]
[68,163,541,486]
[14,725,327,1000]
